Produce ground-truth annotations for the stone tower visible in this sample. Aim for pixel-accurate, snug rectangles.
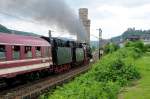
[79,8,91,44]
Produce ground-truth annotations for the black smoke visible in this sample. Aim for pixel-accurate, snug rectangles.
[0,0,88,42]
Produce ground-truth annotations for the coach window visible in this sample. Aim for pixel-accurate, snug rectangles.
[12,46,20,60]
[0,45,6,61]
[36,46,41,57]
[25,46,32,58]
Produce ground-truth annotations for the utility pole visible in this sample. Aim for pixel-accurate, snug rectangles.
[49,30,52,38]
[48,30,52,44]
[49,30,54,43]
[97,28,102,59]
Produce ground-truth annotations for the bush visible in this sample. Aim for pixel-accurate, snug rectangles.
[116,47,143,59]
[144,44,150,52]
[104,43,120,54]
[125,41,145,52]
[93,49,140,86]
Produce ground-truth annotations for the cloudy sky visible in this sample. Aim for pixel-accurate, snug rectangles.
[66,0,150,40]
[0,0,150,40]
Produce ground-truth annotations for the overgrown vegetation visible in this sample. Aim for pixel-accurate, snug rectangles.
[104,43,120,54]
[144,44,150,52]
[40,41,146,99]
[125,40,145,51]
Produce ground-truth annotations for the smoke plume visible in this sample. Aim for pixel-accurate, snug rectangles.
[0,0,88,42]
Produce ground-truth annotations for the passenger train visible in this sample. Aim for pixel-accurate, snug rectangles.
[0,32,92,83]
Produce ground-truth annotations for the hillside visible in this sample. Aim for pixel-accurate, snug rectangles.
[111,28,150,44]
[0,24,39,36]
[0,24,11,33]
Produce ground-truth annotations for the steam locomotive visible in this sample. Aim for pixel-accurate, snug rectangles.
[0,32,92,83]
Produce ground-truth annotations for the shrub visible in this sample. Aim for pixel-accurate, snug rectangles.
[104,43,120,54]
[116,47,143,59]
[93,49,140,86]
[144,44,150,52]
[125,41,145,52]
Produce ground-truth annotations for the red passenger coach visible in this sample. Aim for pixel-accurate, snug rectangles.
[0,33,52,78]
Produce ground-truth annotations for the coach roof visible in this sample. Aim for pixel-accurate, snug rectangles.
[0,32,50,46]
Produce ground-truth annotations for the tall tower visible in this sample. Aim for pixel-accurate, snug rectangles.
[79,8,91,44]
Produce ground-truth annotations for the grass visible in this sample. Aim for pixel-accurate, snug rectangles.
[118,52,150,99]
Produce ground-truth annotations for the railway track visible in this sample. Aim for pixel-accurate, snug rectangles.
[0,65,91,99]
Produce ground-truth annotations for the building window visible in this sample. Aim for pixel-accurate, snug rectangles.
[25,46,32,58]
[0,45,6,60]
[36,47,41,57]
[12,46,20,60]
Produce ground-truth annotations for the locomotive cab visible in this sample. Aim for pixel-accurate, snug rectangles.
[51,38,73,66]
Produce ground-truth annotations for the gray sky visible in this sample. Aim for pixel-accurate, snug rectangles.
[0,0,150,40]
[66,0,150,40]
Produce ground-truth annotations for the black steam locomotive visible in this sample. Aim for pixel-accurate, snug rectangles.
[42,36,92,73]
